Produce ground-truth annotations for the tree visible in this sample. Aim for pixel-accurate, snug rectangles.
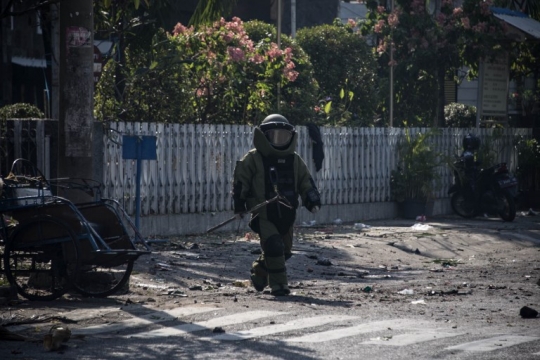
[94,18,317,124]
[296,20,379,126]
[361,0,510,127]
[501,0,540,127]
[189,0,238,27]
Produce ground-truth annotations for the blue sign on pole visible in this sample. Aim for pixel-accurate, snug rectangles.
[122,135,157,230]
[122,135,157,160]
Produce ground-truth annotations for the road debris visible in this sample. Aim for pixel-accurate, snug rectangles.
[519,306,538,319]
[43,325,71,351]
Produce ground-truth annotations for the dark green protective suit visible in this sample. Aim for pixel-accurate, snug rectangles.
[232,126,321,295]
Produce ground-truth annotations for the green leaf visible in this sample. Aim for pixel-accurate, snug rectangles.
[324,101,332,114]
[134,0,140,10]
[149,61,158,70]
[340,88,344,99]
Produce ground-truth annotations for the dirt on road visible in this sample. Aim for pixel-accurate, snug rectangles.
[1,213,539,355]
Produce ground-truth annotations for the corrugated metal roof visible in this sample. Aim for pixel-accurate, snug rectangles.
[12,56,46,68]
[492,7,540,40]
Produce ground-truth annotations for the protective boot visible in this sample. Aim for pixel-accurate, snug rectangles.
[263,235,289,296]
[250,257,268,292]
[270,284,290,296]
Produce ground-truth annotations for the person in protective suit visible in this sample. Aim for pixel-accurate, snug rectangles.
[232,114,322,296]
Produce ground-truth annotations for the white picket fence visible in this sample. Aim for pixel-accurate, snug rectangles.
[101,122,531,218]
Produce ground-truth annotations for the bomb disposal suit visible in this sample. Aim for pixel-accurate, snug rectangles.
[232,114,321,296]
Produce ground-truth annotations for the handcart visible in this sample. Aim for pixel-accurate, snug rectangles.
[0,159,151,301]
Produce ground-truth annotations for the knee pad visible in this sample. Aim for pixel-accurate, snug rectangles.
[264,234,284,257]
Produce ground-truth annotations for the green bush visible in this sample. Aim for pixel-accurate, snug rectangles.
[390,128,443,202]
[295,20,379,126]
[514,136,540,178]
[444,103,476,128]
[0,103,45,120]
[244,21,318,125]
[95,19,318,125]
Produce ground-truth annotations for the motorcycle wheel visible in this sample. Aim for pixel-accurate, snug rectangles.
[496,190,516,222]
[451,191,477,218]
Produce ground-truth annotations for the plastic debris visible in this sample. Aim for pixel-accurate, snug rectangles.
[411,299,426,305]
[43,325,71,351]
[398,289,414,295]
[411,223,432,231]
[333,218,343,225]
[362,286,373,293]
[415,215,426,222]
[353,223,371,231]
[300,220,318,227]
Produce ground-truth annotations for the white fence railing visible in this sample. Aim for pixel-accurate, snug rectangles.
[101,123,531,217]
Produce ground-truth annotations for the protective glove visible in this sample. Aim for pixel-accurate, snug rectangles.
[310,206,320,214]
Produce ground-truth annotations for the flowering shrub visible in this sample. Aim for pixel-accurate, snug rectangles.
[360,0,510,127]
[95,18,317,124]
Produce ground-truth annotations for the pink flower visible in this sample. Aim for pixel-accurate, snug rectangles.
[377,40,387,54]
[283,47,293,62]
[249,54,264,64]
[388,13,399,28]
[461,17,470,29]
[196,87,208,97]
[285,70,299,82]
[267,44,282,60]
[314,106,321,112]
[377,6,386,14]
[222,31,235,43]
[228,47,245,62]
[374,19,385,33]
[172,23,192,36]
[347,19,357,28]
[452,8,463,16]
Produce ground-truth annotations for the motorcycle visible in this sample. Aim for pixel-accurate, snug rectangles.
[448,151,518,222]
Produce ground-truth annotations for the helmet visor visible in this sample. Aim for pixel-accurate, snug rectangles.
[264,129,293,147]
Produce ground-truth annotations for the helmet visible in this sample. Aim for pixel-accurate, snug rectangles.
[259,114,295,148]
[462,133,480,151]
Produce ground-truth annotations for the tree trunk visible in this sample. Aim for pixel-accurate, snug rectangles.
[58,0,94,203]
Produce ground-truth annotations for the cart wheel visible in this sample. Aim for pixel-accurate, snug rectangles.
[73,259,134,298]
[3,216,80,301]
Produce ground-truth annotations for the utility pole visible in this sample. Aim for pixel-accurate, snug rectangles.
[58,0,94,201]
[58,0,94,202]
[389,0,394,127]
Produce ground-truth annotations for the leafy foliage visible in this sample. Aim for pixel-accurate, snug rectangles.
[390,128,443,202]
[189,0,238,27]
[295,20,379,126]
[361,0,511,127]
[0,103,45,120]
[444,103,477,128]
[94,18,317,124]
[514,136,540,178]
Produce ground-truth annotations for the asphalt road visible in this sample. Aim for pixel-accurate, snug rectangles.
[1,213,539,359]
